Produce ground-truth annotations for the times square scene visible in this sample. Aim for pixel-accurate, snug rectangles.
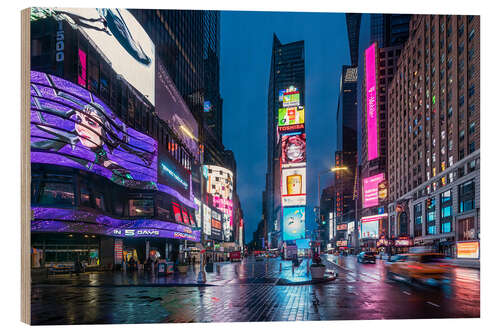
[28,8,480,325]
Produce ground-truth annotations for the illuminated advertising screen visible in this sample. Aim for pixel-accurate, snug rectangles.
[283,206,306,241]
[156,58,199,158]
[211,210,223,240]
[362,173,385,208]
[278,106,305,127]
[365,43,379,161]
[283,91,300,107]
[223,213,232,241]
[336,240,348,247]
[203,204,211,236]
[360,220,379,239]
[158,144,191,198]
[30,71,158,190]
[295,238,311,249]
[457,241,480,259]
[32,207,201,242]
[51,8,155,105]
[281,133,306,168]
[204,165,234,225]
[194,197,202,228]
[347,222,355,235]
[336,224,347,231]
[281,167,306,207]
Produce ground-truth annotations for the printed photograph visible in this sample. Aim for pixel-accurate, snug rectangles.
[27,7,480,325]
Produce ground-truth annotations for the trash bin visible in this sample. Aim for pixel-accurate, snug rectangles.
[205,262,214,273]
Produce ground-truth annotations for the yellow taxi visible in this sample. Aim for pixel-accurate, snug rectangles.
[385,253,451,286]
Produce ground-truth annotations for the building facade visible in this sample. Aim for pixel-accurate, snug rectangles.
[264,34,305,248]
[358,14,410,252]
[387,15,480,258]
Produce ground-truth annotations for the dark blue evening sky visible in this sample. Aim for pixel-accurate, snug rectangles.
[220,11,350,242]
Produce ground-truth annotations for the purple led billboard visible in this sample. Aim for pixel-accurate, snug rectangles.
[31,207,201,242]
[30,71,158,190]
[365,43,379,161]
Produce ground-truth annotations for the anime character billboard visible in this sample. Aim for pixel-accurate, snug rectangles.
[30,71,158,189]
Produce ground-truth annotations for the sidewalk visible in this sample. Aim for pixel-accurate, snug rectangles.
[32,258,336,287]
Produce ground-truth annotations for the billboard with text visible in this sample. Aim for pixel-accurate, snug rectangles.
[365,43,379,161]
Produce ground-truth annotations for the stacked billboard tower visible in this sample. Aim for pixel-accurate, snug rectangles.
[279,87,307,241]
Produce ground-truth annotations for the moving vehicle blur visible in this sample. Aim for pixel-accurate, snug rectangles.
[385,253,451,287]
[357,251,376,264]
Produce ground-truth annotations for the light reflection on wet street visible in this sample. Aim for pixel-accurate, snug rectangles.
[31,256,479,324]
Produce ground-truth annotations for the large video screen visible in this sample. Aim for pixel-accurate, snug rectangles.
[156,59,199,158]
[362,173,385,208]
[31,71,158,190]
[278,106,305,127]
[51,8,155,106]
[281,167,306,206]
[281,132,306,168]
[211,210,223,241]
[203,204,212,236]
[283,206,306,241]
[204,165,234,225]
[158,144,191,198]
[283,91,300,107]
[360,220,379,239]
[365,43,379,161]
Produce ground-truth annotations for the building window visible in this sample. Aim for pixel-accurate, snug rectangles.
[426,197,436,235]
[458,217,475,240]
[469,141,475,153]
[38,182,75,206]
[414,203,423,237]
[129,199,154,217]
[469,122,476,134]
[459,180,475,213]
[440,190,453,233]
[80,185,91,207]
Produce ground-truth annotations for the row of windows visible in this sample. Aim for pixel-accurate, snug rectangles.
[31,168,198,226]
[413,180,475,236]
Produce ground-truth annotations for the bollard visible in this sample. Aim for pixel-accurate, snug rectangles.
[279,262,282,272]
[292,263,295,275]
[216,264,221,275]
[307,259,310,273]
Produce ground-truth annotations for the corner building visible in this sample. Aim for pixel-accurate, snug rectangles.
[387,15,480,258]
[264,35,305,248]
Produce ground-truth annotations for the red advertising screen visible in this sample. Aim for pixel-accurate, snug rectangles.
[172,203,183,224]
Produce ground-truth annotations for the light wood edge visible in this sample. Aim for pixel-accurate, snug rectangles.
[20,7,31,325]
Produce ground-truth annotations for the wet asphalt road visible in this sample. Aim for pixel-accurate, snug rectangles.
[31,255,479,324]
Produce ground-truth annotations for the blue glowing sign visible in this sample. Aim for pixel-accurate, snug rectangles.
[283,206,306,241]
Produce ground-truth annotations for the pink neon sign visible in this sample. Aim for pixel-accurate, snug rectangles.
[365,43,378,161]
[78,49,87,87]
[362,173,384,208]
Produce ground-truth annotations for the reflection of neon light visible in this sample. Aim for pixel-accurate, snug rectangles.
[78,49,87,86]
[160,163,188,189]
[180,125,197,141]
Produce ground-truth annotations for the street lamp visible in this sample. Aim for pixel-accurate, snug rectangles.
[317,166,348,208]
[317,167,348,250]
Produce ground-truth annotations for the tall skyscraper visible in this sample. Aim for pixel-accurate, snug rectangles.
[345,13,362,66]
[264,34,305,248]
[357,14,411,251]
